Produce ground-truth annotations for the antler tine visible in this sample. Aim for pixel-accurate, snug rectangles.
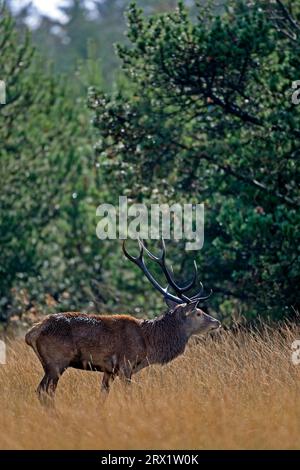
[123,239,213,305]
[180,260,198,293]
[169,261,198,293]
[122,238,142,263]
[160,237,167,262]
[137,238,144,260]
[122,239,182,304]
[139,239,188,301]
[160,241,199,294]
[139,239,199,300]
[195,280,204,296]
[139,237,161,262]
[168,254,212,302]
[191,286,213,301]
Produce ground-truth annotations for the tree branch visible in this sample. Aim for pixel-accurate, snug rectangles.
[170,138,300,209]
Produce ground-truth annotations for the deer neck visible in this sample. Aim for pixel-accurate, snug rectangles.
[141,312,189,365]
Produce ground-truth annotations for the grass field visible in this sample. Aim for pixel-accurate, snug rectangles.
[0,323,300,450]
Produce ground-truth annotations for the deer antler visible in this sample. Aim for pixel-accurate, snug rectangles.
[122,238,182,304]
[122,239,212,304]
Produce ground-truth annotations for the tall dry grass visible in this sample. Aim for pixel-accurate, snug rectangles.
[0,323,300,450]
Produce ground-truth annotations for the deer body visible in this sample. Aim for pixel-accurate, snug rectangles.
[26,306,219,399]
[26,240,220,402]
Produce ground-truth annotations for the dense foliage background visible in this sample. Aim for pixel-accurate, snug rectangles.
[0,0,299,326]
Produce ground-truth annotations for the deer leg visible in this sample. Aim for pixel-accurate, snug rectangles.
[119,362,133,386]
[101,371,115,395]
[37,374,50,398]
[37,367,63,405]
[37,374,56,406]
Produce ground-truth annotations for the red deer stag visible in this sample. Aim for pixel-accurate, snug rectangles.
[25,240,221,402]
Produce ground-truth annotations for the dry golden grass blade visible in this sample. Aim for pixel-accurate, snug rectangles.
[0,324,300,450]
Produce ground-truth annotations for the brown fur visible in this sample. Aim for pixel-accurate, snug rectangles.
[25,306,220,402]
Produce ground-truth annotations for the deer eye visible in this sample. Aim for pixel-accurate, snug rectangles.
[196,312,201,317]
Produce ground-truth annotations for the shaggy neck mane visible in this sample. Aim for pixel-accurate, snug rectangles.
[141,311,188,365]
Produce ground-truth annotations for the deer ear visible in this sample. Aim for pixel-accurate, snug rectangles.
[183,300,199,315]
[164,298,179,310]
